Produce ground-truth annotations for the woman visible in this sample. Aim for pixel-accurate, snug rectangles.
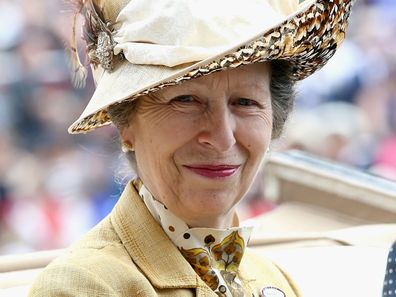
[29,0,355,296]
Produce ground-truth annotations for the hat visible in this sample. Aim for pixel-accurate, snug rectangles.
[68,0,355,134]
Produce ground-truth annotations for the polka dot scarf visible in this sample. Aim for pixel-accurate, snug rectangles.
[133,179,253,297]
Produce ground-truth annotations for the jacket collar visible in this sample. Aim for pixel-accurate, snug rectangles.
[110,181,215,294]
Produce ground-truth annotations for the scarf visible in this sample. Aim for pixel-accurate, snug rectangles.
[133,179,253,296]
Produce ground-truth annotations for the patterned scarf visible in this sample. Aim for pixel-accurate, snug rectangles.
[133,179,253,297]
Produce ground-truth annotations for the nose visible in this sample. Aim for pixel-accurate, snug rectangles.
[197,105,236,152]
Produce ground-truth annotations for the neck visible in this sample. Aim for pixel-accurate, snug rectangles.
[184,211,239,229]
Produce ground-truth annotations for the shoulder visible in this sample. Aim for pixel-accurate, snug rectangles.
[29,250,156,297]
[29,217,156,297]
[28,257,118,297]
[242,249,301,297]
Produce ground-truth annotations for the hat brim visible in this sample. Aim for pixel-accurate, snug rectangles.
[68,0,354,134]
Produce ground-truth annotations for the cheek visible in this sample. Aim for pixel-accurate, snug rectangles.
[239,116,272,157]
[134,117,196,175]
[246,136,269,164]
[133,127,180,200]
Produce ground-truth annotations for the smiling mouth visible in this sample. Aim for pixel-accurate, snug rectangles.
[184,164,240,179]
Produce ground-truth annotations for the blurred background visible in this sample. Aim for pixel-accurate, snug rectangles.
[0,0,395,255]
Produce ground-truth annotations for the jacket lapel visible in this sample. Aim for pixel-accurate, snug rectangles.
[110,181,214,295]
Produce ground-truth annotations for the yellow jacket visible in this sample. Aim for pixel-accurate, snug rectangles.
[29,182,300,296]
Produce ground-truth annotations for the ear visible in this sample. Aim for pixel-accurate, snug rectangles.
[120,125,135,148]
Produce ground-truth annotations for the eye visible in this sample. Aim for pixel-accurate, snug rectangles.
[233,98,260,107]
[169,95,204,113]
[171,95,195,103]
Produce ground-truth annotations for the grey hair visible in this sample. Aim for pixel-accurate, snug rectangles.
[270,60,295,139]
[107,60,295,169]
[108,99,139,171]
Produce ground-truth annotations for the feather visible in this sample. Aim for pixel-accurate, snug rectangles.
[64,0,115,88]
[65,0,88,88]
[70,9,88,88]
[82,0,116,71]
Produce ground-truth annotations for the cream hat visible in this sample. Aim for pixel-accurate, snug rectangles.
[68,0,355,134]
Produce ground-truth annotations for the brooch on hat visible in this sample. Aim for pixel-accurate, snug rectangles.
[260,286,286,297]
[66,0,120,88]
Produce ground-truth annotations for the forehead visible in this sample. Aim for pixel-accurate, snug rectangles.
[161,62,271,95]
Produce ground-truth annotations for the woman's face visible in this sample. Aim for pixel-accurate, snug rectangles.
[121,63,273,228]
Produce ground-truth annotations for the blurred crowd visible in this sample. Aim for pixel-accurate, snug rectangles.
[282,0,396,181]
[0,0,395,254]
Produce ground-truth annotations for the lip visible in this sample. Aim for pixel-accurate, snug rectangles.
[184,164,240,179]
